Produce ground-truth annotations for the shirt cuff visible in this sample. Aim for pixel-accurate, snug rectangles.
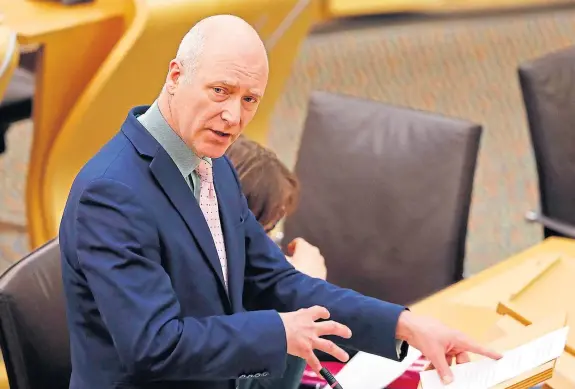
[396,340,409,360]
[395,307,410,360]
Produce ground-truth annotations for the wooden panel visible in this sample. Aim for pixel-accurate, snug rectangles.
[496,257,575,356]
[326,0,574,18]
[0,0,126,44]
[449,254,560,310]
[411,239,575,388]
[411,238,575,315]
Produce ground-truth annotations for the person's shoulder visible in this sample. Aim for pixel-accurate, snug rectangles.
[213,155,241,188]
[69,131,140,197]
[213,154,233,170]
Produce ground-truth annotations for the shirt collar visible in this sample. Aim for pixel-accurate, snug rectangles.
[137,100,211,178]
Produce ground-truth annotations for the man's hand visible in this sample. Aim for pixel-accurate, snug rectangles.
[279,305,351,373]
[286,238,327,280]
[396,311,502,385]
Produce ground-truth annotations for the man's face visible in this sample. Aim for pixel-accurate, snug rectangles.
[166,48,268,158]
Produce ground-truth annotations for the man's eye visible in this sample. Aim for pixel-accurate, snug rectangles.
[213,87,225,94]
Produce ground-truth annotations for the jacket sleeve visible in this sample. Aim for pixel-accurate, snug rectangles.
[224,155,409,362]
[74,178,287,381]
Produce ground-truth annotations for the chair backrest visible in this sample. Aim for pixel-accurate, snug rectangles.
[0,239,70,389]
[0,26,19,101]
[33,0,322,245]
[518,46,575,239]
[283,91,482,305]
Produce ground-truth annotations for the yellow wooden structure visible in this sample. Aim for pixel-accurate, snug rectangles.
[325,0,574,17]
[0,24,18,389]
[0,0,127,249]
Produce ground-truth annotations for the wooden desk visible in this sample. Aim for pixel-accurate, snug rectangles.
[411,237,575,315]
[411,237,575,388]
[0,0,129,248]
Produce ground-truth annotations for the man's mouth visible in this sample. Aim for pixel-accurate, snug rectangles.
[210,129,231,138]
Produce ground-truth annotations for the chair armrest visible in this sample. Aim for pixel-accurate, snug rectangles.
[525,211,575,239]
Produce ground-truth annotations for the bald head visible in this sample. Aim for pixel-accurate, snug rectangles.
[159,14,270,159]
[175,15,268,82]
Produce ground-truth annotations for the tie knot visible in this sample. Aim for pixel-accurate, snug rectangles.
[195,160,213,183]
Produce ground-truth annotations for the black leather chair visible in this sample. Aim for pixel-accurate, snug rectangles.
[518,46,575,239]
[0,238,71,389]
[283,91,482,306]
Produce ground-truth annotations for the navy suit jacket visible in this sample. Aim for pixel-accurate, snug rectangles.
[59,106,408,389]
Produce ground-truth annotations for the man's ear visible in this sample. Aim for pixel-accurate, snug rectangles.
[166,59,183,94]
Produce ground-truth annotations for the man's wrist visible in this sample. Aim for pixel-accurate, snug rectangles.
[396,310,415,342]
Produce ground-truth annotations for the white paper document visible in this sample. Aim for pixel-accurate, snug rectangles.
[419,326,569,389]
[322,346,424,389]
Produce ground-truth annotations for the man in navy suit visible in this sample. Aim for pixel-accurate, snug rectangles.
[59,14,500,389]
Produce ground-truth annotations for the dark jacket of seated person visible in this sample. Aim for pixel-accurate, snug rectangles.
[225,136,328,389]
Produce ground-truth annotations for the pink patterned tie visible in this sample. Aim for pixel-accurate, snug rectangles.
[196,160,228,289]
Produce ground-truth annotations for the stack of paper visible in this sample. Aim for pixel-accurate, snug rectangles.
[419,326,569,389]
[324,346,424,389]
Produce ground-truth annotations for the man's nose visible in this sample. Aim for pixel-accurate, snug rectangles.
[221,100,241,127]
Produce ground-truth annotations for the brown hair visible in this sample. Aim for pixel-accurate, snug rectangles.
[225,135,299,232]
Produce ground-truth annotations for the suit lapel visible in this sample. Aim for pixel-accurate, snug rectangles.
[149,149,230,302]
[213,161,244,312]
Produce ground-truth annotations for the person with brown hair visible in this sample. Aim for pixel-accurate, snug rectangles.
[225,135,326,280]
[226,135,325,389]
